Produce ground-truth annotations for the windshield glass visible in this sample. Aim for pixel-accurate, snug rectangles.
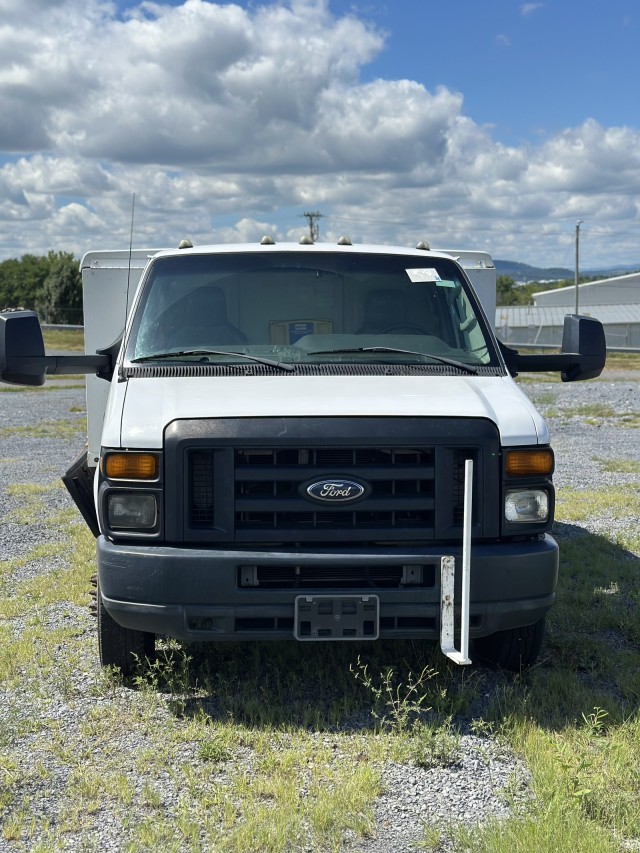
[125,251,498,369]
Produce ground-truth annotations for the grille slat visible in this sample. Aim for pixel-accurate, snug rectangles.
[237,448,431,467]
[190,450,215,526]
[235,466,434,481]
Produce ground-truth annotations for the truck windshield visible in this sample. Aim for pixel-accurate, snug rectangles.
[125,251,498,369]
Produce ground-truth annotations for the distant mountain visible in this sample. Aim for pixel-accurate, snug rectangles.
[495,260,572,282]
[495,259,640,282]
[586,263,640,276]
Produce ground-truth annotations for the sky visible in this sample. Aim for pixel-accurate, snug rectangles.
[1,0,639,269]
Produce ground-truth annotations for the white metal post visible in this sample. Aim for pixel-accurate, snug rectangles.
[440,458,473,665]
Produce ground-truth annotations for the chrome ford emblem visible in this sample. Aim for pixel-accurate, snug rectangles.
[306,479,366,503]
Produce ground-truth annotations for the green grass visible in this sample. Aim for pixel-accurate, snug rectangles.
[0,418,85,438]
[600,351,640,371]
[1,468,640,851]
[555,484,640,524]
[0,385,85,393]
[42,328,84,352]
[594,457,640,475]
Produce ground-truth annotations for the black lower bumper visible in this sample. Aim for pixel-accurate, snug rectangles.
[97,535,558,641]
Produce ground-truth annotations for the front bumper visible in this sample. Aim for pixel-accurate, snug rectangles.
[97,535,558,641]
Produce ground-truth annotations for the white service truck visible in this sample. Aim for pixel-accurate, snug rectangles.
[0,238,606,674]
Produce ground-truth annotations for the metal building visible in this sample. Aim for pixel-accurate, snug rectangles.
[495,270,640,349]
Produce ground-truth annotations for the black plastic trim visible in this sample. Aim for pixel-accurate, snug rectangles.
[163,416,501,545]
[62,449,99,537]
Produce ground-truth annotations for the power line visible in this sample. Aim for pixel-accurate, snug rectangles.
[300,211,323,242]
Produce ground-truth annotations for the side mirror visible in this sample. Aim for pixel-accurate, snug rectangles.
[560,314,606,381]
[0,310,112,386]
[498,314,606,381]
[0,312,47,386]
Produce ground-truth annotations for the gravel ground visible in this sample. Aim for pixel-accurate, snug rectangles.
[1,369,638,852]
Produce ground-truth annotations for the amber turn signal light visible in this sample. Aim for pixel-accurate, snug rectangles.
[103,453,158,480]
[505,449,553,476]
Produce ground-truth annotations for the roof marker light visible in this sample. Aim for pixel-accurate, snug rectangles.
[299,235,314,245]
[416,240,431,250]
[178,239,193,249]
[260,235,275,245]
[337,236,353,246]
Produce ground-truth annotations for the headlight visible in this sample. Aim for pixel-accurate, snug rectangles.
[107,493,157,529]
[505,489,549,523]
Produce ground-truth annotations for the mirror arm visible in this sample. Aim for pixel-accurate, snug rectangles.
[44,355,111,375]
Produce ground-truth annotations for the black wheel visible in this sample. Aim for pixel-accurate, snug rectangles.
[382,323,430,334]
[97,580,155,676]
[474,618,546,671]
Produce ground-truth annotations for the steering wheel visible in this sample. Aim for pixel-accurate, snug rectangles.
[381,323,430,335]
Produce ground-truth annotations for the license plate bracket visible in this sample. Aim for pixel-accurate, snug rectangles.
[294,594,380,641]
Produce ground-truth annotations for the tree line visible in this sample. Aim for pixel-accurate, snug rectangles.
[0,251,82,324]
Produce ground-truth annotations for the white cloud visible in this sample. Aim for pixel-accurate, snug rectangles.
[0,0,638,268]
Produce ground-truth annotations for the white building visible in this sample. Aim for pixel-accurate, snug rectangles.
[495,270,640,349]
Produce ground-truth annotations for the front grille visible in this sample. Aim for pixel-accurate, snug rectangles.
[165,417,500,543]
[188,444,440,535]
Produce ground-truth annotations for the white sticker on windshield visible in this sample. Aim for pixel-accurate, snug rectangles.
[406,268,441,283]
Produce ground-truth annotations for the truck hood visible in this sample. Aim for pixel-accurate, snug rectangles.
[105,374,549,449]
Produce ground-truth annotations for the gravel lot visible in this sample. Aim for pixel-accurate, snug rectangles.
[1,369,638,852]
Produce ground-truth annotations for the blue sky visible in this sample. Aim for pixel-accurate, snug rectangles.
[338,1,639,145]
[1,0,639,267]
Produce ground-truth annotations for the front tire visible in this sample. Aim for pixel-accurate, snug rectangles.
[97,581,155,676]
[474,618,546,671]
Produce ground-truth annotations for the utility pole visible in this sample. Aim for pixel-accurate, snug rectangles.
[301,211,322,242]
[574,220,583,314]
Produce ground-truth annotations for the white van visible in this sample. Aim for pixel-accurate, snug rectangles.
[0,238,606,674]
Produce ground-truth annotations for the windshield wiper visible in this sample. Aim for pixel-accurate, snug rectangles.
[307,347,478,375]
[131,349,295,372]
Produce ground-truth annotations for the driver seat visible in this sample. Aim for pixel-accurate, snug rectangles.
[167,285,247,347]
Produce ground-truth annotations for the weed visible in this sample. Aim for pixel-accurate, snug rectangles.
[409,717,462,768]
[581,706,609,736]
[350,655,437,732]
[199,738,232,763]
[134,642,195,714]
